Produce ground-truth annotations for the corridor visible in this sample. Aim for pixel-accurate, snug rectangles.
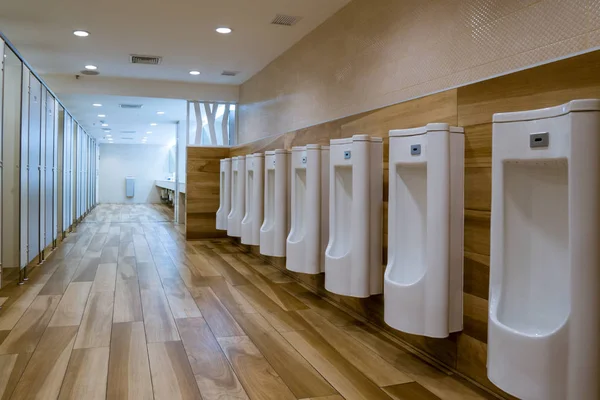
[0,205,492,400]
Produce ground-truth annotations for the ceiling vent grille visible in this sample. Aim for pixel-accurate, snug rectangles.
[119,104,143,109]
[121,137,134,140]
[120,131,137,134]
[221,70,239,77]
[130,54,162,65]
[270,14,302,26]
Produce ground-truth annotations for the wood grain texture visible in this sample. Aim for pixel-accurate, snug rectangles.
[72,257,101,282]
[0,284,45,330]
[140,285,180,342]
[58,347,109,400]
[91,263,117,292]
[0,353,31,400]
[39,262,80,295]
[296,309,412,387]
[282,330,391,400]
[342,322,495,400]
[0,295,61,354]
[147,341,202,400]
[186,146,230,240]
[176,317,249,400]
[191,286,244,338]
[10,326,78,400]
[161,277,203,319]
[107,322,154,400]
[49,282,93,327]
[231,311,337,398]
[383,382,441,400]
[74,291,114,349]
[217,336,296,400]
[113,279,143,323]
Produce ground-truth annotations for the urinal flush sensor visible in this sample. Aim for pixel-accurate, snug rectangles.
[530,132,549,148]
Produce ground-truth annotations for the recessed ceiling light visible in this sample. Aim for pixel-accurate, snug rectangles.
[93,103,102,107]
[106,134,112,137]
[216,27,232,34]
[156,111,165,115]
[84,65,97,70]
[98,114,106,118]
[146,131,152,134]
[103,129,111,132]
[73,30,90,37]
[189,70,200,76]
[150,123,157,126]
[101,123,109,127]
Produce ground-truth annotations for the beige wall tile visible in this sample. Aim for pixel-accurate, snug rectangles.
[239,0,600,144]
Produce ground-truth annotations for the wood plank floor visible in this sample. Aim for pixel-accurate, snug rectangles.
[0,204,497,400]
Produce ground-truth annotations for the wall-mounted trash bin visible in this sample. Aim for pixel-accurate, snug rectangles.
[241,153,264,246]
[260,149,290,257]
[287,144,330,274]
[384,123,464,338]
[325,135,383,298]
[488,99,600,400]
[125,176,135,198]
[216,158,232,231]
[227,156,245,238]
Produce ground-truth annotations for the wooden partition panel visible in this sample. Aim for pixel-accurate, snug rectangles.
[186,146,230,240]
[189,50,600,398]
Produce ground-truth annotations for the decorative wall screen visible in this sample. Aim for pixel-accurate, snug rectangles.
[187,102,236,146]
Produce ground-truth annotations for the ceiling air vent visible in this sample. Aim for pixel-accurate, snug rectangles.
[270,14,302,26]
[121,137,134,140]
[221,70,239,77]
[130,54,162,65]
[119,104,143,109]
[120,131,137,134]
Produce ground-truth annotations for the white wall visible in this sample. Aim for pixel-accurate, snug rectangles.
[99,144,171,204]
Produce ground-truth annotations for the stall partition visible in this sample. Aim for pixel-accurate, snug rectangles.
[0,34,98,286]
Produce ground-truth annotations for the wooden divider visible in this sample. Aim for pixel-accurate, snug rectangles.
[186,49,600,397]
[186,147,230,240]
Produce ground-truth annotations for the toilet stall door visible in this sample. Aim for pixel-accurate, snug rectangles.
[56,106,64,238]
[44,90,55,248]
[19,66,29,268]
[27,74,42,263]
[62,115,70,232]
[39,90,46,256]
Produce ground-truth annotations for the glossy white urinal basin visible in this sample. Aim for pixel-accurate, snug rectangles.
[325,135,383,298]
[488,100,600,400]
[216,158,231,230]
[260,150,289,257]
[384,123,464,338]
[489,160,569,400]
[227,156,245,238]
[287,145,330,274]
[241,153,263,246]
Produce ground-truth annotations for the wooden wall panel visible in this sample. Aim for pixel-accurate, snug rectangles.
[186,147,230,240]
[187,50,600,399]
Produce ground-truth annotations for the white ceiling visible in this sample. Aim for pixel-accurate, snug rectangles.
[0,0,350,85]
[60,94,185,145]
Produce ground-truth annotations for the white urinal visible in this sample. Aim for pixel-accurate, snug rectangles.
[287,145,330,274]
[241,153,264,246]
[216,158,231,230]
[325,135,383,298]
[227,156,246,237]
[488,99,600,400]
[260,150,290,257]
[384,123,464,338]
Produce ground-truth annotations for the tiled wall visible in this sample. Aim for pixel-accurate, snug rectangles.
[239,0,600,144]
